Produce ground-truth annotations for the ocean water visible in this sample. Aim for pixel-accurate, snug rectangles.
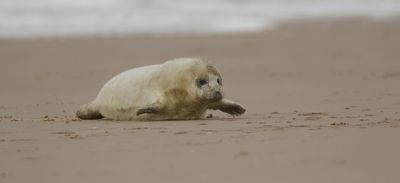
[1,0,400,37]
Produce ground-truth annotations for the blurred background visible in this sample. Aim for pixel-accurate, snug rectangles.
[1,0,400,37]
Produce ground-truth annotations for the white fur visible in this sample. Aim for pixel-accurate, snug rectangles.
[92,58,206,120]
[95,64,160,120]
[77,57,246,121]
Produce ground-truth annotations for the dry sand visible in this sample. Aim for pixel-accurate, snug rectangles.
[1,18,400,183]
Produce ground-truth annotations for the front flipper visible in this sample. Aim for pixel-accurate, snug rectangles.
[208,98,246,116]
[136,104,164,116]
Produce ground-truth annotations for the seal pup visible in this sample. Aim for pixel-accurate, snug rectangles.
[76,58,245,121]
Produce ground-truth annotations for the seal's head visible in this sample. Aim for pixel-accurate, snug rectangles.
[160,58,224,104]
[194,63,223,102]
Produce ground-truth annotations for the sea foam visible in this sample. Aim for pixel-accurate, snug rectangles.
[1,0,400,37]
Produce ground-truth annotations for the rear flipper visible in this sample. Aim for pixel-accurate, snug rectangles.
[76,102,103,120]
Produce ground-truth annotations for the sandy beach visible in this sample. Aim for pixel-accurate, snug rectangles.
[1,18,400,183]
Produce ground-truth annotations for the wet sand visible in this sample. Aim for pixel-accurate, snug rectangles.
[1,18,400,183]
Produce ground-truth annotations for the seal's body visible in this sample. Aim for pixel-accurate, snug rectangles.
[77,58,245,121]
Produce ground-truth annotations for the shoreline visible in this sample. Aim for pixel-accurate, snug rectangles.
[0,16,399,40]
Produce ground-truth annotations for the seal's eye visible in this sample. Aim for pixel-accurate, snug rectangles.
[217,78,222,85]
[197,79,208,87]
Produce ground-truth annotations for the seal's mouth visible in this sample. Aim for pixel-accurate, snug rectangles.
[214,91,222,100]
[207,91,223,102]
